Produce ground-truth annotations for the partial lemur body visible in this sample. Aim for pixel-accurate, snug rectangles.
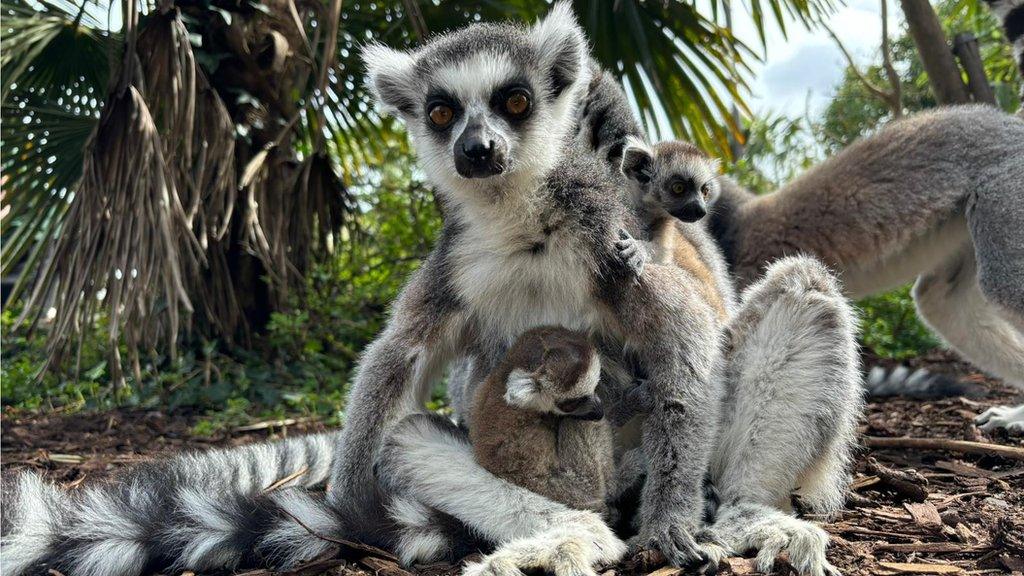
[470,326,614,514]
[2,5,863,576]
[707,106,1024,431]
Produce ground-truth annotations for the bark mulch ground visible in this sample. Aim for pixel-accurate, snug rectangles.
[2,350,1022,576]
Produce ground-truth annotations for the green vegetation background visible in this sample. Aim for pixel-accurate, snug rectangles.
[2,0,1018,432]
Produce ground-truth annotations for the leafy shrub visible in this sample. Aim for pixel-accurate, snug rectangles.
[857,285,940,360]
[2,149,441,430]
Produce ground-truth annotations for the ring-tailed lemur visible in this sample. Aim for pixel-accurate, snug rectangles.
[706,106,1024,432]
[470,326,614,514]
[1,5,863,576]
[352,4,727,570]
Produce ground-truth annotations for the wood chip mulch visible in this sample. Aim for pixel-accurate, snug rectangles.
[2,350,1022,576]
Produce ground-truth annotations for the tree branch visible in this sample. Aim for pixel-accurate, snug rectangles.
[880,0,903,117]
[821,17,901,117]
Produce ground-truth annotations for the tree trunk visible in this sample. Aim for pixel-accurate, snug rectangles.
[899,0,970,105]
[953,33,997,105]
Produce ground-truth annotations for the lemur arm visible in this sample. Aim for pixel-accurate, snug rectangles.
[550,420,614,511]
[328,259,465,521]
[599,259,724,566]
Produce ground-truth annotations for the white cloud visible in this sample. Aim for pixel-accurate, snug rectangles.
[737,0,892,118]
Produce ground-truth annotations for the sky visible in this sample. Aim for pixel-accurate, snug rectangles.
[736,0,891,118]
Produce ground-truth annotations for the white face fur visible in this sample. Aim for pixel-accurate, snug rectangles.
[360,2,591,209]
[503,352,602,417]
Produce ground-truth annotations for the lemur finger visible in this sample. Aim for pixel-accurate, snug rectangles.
[753,530,788,574]
[616,242,637,255]
[663,525,709,568]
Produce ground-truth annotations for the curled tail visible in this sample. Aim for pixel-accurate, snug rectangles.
[2,431,345,576]
[864,365,985,399]
[984,0,1024,103]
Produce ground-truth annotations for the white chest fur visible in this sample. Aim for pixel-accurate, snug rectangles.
[450,215,600,346]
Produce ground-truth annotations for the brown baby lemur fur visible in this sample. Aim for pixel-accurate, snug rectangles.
[470,326,615,514]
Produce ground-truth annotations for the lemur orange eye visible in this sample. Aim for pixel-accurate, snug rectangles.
[428,104,454,128]
[700,183,711,198]
[505,92,530,116]
[671,181,686,195]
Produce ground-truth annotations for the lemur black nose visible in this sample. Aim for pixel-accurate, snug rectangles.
[462,137,494,160]
[674,199,707,223]
[454,123,506,178]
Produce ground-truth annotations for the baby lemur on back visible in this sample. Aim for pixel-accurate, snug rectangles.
[610,136,730,424]
[470,326,614,514]
[617,136,729,318]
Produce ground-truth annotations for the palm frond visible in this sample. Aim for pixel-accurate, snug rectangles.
[1,0,115,299]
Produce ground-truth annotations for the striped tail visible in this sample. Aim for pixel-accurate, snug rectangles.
[2,430,346,576]
[864,365,985,399]
[984,0,1024,102]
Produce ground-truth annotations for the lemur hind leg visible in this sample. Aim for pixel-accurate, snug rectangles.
[709,256,862,576]
[966,161,1024,432]
[913,245,1024,432]
[375,413,626,575]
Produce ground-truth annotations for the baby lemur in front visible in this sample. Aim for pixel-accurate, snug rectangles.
[470,326,614,514]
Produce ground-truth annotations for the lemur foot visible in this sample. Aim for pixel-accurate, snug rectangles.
[615,229,648,278]
[630,522,716,574]
[461,511,626,576]
[975,403,1024,433]
[740,515,840,576]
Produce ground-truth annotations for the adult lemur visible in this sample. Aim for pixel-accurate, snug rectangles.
[2,5,863,576]
[706,107,1024,432]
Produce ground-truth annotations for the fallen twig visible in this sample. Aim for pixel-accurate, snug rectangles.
[277,504,398,561]
[866,458,930,502]
[865,436,1024,461]
[262,465,309,493]
[233,417,316,432]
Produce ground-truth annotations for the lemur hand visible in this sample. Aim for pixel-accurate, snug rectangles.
[607,379,654,427]
[616,229,648,278]
[630,520,718,575]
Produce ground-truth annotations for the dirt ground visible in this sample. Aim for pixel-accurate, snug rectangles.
[2,350,1022,576]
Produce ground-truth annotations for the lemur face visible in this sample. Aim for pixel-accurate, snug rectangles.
[502,326,604,421]
[360,2,590,202]
[621,138,721,223]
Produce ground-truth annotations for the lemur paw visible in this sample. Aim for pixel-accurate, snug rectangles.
[975,404,1024,434]
[607,379,653,427]
[745,516,839,576]
[631,522,716,573]
[615,229,648,278]
[462,512,625,576]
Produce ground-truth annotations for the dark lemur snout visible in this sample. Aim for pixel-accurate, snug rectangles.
[557,394,604,420]
[663,176,708,223]
[454,120,508,178]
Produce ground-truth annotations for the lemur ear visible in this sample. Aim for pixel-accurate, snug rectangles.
[528,1,588,97]
[621,138,653,184]
[361,43,418,116]
[504,369,540,408]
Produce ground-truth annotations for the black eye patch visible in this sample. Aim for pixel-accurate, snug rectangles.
[666,175,698,194]
[490,80,534,123]
[423,89,462,132]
